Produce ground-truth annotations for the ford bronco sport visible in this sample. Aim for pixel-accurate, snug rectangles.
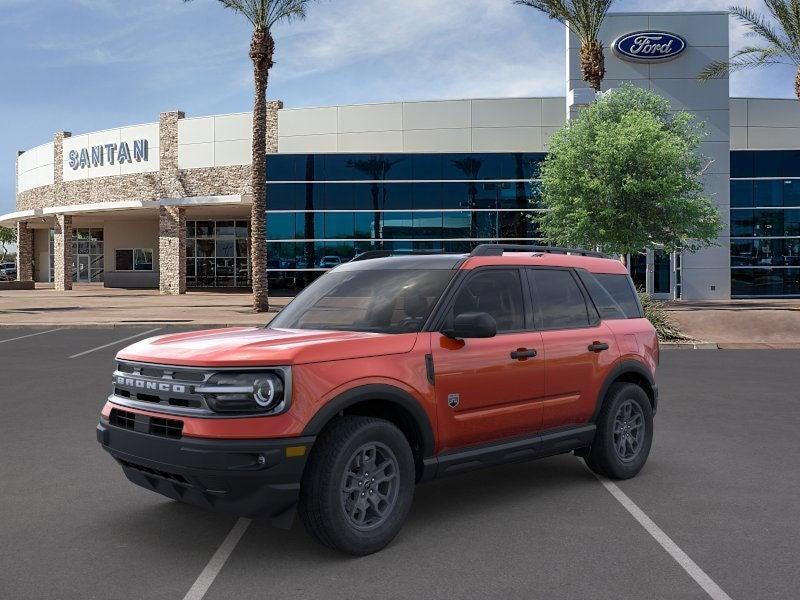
[97,244,658,555]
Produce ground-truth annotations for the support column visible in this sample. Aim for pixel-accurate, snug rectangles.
[16,221,33,282]
[159,205,186,295]
[53,214,73,291]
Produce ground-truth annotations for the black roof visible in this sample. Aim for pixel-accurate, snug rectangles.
[337,254,467,271]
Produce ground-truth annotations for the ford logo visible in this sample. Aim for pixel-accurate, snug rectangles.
[613,31,686,62]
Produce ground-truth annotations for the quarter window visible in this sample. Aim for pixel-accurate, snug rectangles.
[448,269,525,333]
[529,269,590,329]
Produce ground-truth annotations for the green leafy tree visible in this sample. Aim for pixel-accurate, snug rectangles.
[535,84,722,260]
[699,2,800,100]
[0,226,15,263]
[515,0,615,91]
[184,0,315,311]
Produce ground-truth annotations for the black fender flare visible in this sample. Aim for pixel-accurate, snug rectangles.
[302,384,436,458]
[592,360,657,422]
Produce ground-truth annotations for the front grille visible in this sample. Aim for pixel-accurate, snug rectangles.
[112,360,214,414]
[108,408,184,439]
[118,459,189,484]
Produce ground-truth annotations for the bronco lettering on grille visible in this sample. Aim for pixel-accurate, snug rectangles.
[116,376,186,394]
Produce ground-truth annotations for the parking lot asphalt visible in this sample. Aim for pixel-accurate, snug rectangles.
[1,327,798,600]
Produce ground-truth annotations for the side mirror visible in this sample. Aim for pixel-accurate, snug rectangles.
[443,312,497,339]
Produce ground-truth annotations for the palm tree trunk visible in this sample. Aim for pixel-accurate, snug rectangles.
[250,29,274,312]
[580,40,605,92]
[796,67,800,102]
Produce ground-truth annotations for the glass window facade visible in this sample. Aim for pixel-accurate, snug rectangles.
[265,153,545,291]
[731,151,800,296]
[186,220,251,288]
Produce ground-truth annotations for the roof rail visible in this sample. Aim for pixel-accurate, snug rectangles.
[349,249,448,263]
[470,243,611,259]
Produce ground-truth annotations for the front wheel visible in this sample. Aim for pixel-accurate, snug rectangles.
[298,416,415,555]
[584,382,654,479]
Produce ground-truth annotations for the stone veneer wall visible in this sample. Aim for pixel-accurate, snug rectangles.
[158,206,186,295]
[53,214,73,291]
[16,221,33,281]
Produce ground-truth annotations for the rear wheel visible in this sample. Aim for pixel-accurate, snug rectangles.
[584,382,653,479]
[298,416,415,555]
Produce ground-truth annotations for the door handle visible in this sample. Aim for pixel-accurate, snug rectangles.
[510,348,537,360]
[588,341,610,353]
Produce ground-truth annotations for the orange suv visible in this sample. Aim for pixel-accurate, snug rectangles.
[97,244,658,555]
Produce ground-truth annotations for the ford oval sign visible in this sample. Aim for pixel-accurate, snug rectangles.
[613,31,687,62]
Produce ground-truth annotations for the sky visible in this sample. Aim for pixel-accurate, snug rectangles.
[1,0,797,215]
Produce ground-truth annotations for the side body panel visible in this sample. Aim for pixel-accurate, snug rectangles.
[430,330,545,452]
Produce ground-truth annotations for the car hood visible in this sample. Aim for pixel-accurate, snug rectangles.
[116,327,419,367]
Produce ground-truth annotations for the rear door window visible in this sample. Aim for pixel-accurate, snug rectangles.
[592,273,643,318]
[528,269,591,330]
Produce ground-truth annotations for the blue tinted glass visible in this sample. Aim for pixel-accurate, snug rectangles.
[324,241,355,261]
[473,183,499,209]
[324,183,354,210]
[730,210,753,236]
[499,211,528,238]
[353,183,379,210]
[783,180,800,207]
[526,214,543,238]
[754,151,782,177]
[474,153,505,179]
[266,213,295,240]
[267,184,299,210]
[294,211,323,239]
[444,155,485,180]
[382,212,413,238]
[443,240,472,253]
[325,155,357,180]
[474,211,498,238]
[443,211,471,237]
[441,183,470,209]
[324,213,355,238]
[499,182,531,209]
[355,213,377,239]
[785,209,800,235]
[266,155,297,181]
[781,150,800,177]
[517,153,545,179]
[412,155,443,180]
[411,182,442,209]
[384,154,411,179]
[413,212,442,237]
[382,183,413,210]
[754,209,784,236]
[730,180,753,208]
[730,151,754,178]
[754,180,783,207]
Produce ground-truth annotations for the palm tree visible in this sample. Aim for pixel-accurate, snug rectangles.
[699,2,800,101]
[185,0,314,312]
[515,0,615,92]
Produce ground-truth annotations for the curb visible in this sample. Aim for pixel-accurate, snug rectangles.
[660,341,719,349]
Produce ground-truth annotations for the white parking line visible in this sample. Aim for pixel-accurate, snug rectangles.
[182,518,252,600]
[68,327,163,359]
[0,328,63,345]
[591,471,734,600]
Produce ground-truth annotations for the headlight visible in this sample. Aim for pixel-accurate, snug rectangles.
[196,371,288,415]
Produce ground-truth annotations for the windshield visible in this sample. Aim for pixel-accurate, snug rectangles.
[269,269,455,333]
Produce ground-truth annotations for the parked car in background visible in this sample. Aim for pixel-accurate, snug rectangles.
[97,244,658,555]
[0,262,16,281]
[319,255,343,268]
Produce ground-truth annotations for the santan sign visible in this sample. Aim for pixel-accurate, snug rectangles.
[68,139,149,170]
[613,31,687,62]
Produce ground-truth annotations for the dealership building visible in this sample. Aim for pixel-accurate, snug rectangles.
[4,10,800,300]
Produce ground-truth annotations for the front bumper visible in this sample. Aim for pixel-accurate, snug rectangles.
[97,418,314,527]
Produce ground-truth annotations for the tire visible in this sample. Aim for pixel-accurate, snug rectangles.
[584,382,653,480]
[298,416,415,555]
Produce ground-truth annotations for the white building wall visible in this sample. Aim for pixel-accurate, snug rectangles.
[61,123,160,182]
[17,142,55,193]
[730,98,800,150]
[568,11,731,300]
